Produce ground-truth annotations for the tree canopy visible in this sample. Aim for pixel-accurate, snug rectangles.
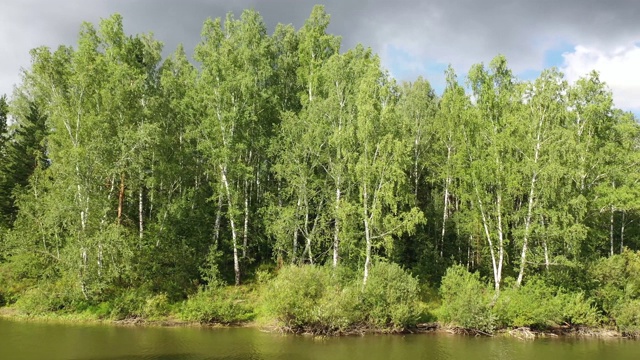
[1,7,639,317]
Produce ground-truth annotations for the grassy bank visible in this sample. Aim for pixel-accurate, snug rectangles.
[2,256,640,339]
[0,262,434,335]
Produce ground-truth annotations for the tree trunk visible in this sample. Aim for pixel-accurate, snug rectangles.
[475,185,500,292]
[363,183,371,285]
[292,196,301,263]
[610,205,615,257]
[213,191,223,248]
[242,179,249,259]
[516,171,538,286]
[221,164,240,285]
[539,215,550,271]
[516,116,543,286]
[441,180,450,258]
[117,172,125,225]
[621,211,626,253]
[496,191,504,293]
[333,177,341,268]
[138,185,144,241]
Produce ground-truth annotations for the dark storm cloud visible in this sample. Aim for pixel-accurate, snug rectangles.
[1,0,639,97]
[345,0,640,71]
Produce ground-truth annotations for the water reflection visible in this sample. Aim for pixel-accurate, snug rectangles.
[0,318,637,360]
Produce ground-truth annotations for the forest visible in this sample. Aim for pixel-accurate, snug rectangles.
[1,6,640,336]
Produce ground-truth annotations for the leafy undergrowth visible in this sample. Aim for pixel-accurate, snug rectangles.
[258,263,433,335]
[5,255,640,339]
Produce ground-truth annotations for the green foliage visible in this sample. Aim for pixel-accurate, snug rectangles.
[141,293,171,319]
[438,265,495,332]
[14,276,85,315]
[362,262,421,329]
[540,259,594,293]
[590,250,640,312]
[560,291,601,327]
[590,250,640,332]
[494,277,562,328]
[261,265,331,330]
[612,300,640,337]
[1,6,639,338]
[179,287,254,324]
[0,261,31,306]
[314,281,365,332]
[261,264,422,333]
[494,277,601,329]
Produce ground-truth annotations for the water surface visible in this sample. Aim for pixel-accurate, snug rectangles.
[1,318,638,360]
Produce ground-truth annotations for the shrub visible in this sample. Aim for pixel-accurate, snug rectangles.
[559,291,601,327]
[109,290,147,319]
[260,265,331,330]
[260,263,424,333]
[314,281,364,332]
[494,277,601,329]
[86,301,113,319]
[179,287,254,324]
[141,293,171,319]
[0,262,28,306]
[590,250,640,314]
[362,262,421,329]
[494,277,562,328]
[14,276,85,315]
[612,300,640,337]
[438,265,495,333]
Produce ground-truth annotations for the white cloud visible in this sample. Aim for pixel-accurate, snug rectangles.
[562,44,640,111]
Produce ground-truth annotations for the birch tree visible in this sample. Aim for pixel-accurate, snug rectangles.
[514,68,568,285]
[354,58,424,284]
[466,55,522,292]
[194,10,274,285]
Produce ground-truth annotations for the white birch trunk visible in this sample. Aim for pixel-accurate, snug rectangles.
[139,186,144,241]
[242,179,249,259]
[475,185,501,292]
[213,191,223,248]
[363,182,372,285]
[333,177,341,268]
[496,191,505,292]
[292,196,301,263]
[621,211,626,253]
[221,164,240,285]
[610,205,615,257]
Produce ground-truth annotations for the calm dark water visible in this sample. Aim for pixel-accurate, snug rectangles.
[1,318,639,360]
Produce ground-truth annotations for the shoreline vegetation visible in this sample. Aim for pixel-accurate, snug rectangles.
[1,260,639,340]
[2,5,640,341]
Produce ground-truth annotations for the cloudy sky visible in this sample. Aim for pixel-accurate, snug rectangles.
[1,0,639,113]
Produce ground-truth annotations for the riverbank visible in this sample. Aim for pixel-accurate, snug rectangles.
[1,305,631,341]
[2,262,639,339]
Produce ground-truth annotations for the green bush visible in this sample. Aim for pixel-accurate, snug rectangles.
[438,265,495,333]
[494,277,562,328]
[612,300,640,337]
[142,293,171,319]
[590,250,640,314]
[493,277,601,329]
[362,262,421,329]
[14,288,56,315]
[316,282,364,332]
[85,301,113,319]
[109,290,147,319]
[179,287,254,324]
[14,276,85,315]
[260,265,332,330]
[559,291,601,327]
[260,263,424,333]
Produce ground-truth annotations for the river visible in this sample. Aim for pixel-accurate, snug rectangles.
[1,318,638,360]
